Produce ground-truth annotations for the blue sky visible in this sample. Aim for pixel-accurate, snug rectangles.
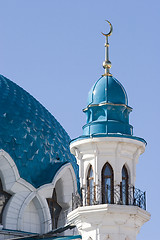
[0,0,159,239]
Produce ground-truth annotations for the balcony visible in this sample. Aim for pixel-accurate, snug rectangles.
[72,184,146,211]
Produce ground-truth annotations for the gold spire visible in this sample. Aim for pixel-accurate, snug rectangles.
[101,20,113,76]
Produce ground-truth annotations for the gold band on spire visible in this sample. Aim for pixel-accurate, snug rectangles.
[101,20,113,76]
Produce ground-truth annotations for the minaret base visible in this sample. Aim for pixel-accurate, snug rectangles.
[68,204,150,240]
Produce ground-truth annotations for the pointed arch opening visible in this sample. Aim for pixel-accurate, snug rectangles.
[121,165,129,205]
[47,189,62,229]
[87,165,94,205]
[102,162,114,204]
[0,178,11,224]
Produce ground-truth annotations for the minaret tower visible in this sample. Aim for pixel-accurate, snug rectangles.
[68,21,150,240]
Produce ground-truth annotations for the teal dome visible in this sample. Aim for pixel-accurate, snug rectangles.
[87,75,128,106]
[0,74,79,188]
[82,75,133,136]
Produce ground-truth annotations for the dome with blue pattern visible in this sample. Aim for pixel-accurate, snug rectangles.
[0,74,79,188]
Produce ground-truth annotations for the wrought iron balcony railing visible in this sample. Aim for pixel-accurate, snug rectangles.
[72,184,146,211]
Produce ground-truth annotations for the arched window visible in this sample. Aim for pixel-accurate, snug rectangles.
[102,163,114,204]
[121,165,129,205]
[47,189,62,229]
[0,179,11,224]
[87,166,94,205]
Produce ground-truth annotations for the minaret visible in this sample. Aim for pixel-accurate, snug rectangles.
[68,21,150,240]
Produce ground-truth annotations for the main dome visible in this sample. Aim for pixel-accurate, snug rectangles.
[87,75,128,106]
[0,74,78,188]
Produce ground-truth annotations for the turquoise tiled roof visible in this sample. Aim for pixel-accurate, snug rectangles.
[0,74,79,188]
[42,236,82,240]
[14,236,82,240]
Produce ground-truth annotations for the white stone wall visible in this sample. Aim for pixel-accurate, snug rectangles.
[68,203,150,240]
[70,137,145,189]
[69,137,150,240]
[21,199,40,233]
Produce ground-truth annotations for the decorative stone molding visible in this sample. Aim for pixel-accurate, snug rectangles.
[68,204,150,240]
[0,150,77,234]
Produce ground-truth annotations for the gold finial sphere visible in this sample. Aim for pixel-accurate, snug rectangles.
[103,60,112,69]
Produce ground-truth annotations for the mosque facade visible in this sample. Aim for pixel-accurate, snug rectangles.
[0,22,150,240]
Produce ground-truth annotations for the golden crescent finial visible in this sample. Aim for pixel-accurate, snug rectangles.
[101,20,113,76]
[101,20,113,37]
